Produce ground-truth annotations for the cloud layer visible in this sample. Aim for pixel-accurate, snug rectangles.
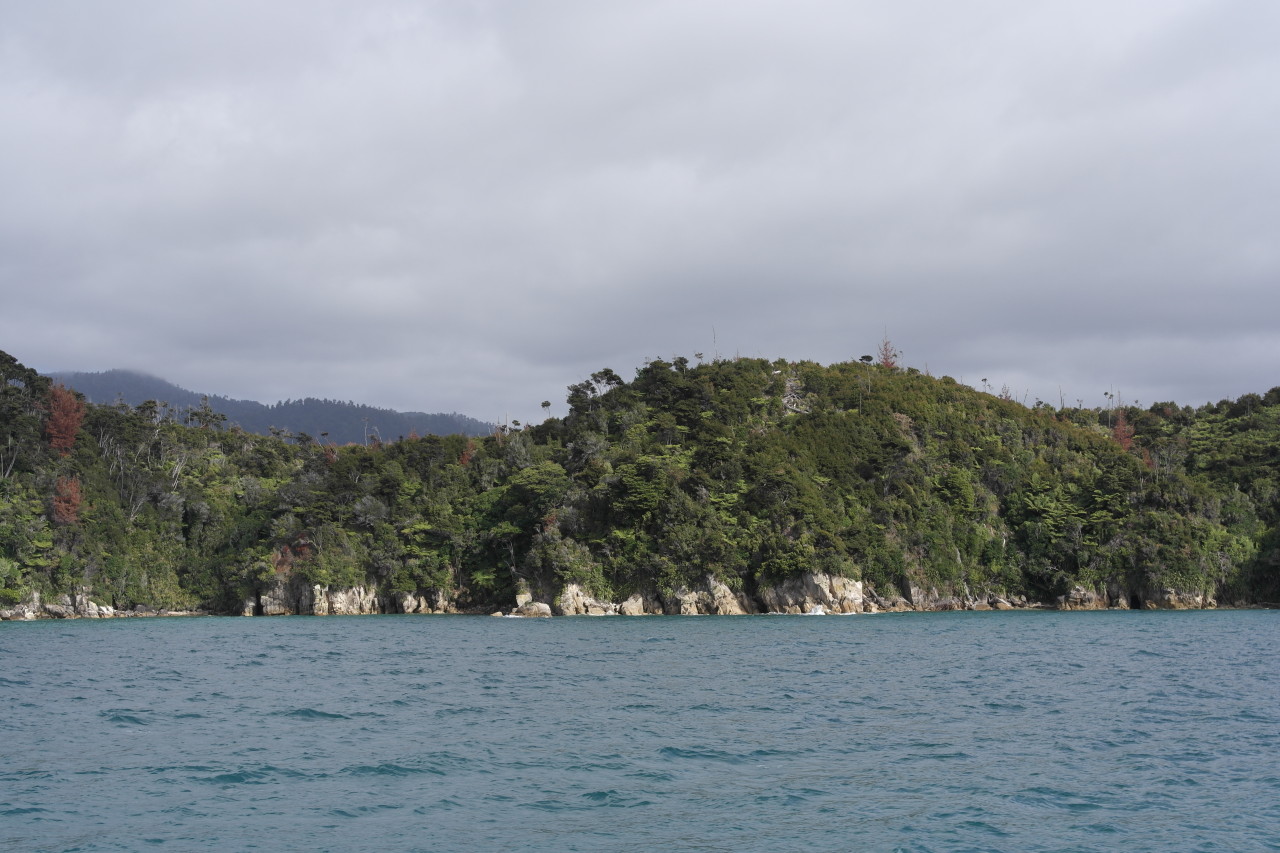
[4,0,1278,420]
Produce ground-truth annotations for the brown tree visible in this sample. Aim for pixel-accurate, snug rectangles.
[52,476,82,525]
[44,384,86,457]
[1112,409,1135,452]
[877,336,900,370]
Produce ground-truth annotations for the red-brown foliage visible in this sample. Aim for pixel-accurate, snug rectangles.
[45,384,86,457]
[877,336,900,370]
[52,476,82,525]
[1112,409,1135,452]
[458,440,476,467]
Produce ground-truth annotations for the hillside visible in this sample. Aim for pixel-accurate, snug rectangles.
[48,368,492,443]
[3,348,1277,617]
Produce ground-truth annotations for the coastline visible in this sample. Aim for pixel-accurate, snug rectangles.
[5,574,1272,621]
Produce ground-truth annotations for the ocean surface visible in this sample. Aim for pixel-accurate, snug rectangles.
[2,610,1277,852]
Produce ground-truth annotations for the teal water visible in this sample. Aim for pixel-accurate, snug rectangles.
[2,611,1277,852]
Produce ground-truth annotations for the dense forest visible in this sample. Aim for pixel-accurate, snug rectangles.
[49,368,492,444]
[2,347,1277,617]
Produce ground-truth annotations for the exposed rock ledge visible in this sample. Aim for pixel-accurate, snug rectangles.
[0,590,204,621]
[513,573,861,617]
[1,575,1224,620]
[240,575,458,616]
[502,574,1222,617]
[1056,583,1215,611]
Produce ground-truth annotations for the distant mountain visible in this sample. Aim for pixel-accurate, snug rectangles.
[47,369,493,443]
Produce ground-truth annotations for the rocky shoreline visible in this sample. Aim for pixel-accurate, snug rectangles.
[4,573,1256,621]
[499,574,1231,617]
[0,590,208,621]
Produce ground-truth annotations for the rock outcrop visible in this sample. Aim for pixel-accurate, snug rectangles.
[239,574,463,617]
[1058,585,1108,611]
[244,575,390,616]
[619,591,665,615]
[759,573,864,614]
[1139,588,1213,610]
[1054,583,1212,611]
[556,583,619,616]
[663,576,759,615]
[512,601,552,618]
[0,589,199,621]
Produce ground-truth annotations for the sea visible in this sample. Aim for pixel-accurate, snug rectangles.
[2,610,1277,852]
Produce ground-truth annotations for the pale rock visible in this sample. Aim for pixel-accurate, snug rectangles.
[759,572,863,615]
[1106,583,1133,609]
[1059,585,1106,610]
[707,577,755,615]
[556,583,618,616]
[1142,588,1207,610]
[513,601,552,618]
[324,586,380,615]
[619,592,663,616]
[258,578,298,616]
[43,603,74,618]
[393,591,423,614]
[424,589,455,614]
[667,586,706,615]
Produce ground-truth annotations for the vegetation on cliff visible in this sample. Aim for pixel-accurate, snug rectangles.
[2,348,1276,613]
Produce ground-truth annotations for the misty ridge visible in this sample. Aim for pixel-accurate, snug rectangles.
[47,369,493,445]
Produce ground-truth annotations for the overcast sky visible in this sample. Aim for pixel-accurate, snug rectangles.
[3,1,1278,422]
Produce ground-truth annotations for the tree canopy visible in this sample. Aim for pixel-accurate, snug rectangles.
[1,348,1276,613]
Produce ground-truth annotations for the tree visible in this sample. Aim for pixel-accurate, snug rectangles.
[44,384,86,457]
[877,336,900,370]
[52,476,82,525]
[1112,409,1135,453]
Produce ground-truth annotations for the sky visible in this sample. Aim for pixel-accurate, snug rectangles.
[3,1,1278,423]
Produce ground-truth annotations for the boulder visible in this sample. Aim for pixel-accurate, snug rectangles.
[619,592,663,615]
[513,601,552,618]
[42,603,74,618]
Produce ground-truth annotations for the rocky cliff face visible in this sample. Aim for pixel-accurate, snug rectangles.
[0,573,1223,620]
[240,575,457,617]
[0,588,203,620]
[759,573,863,614]
[1055,583,1213,611]
[500,573,1224,617]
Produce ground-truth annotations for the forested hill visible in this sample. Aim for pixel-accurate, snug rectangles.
[2,348,1277,616]
[48,368,492,443]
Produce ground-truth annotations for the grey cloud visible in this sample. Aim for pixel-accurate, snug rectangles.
[3,1,1279,418]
